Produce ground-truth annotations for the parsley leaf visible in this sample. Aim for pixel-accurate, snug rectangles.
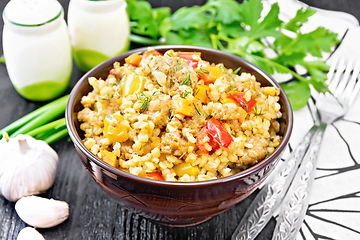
[280,81,311,111]
[205,0,243,25]
[126,0,339,111]
[127,0,170,39]
[284,8,316,32]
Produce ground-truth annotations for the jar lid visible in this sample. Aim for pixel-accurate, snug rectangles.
[4,0,62,26]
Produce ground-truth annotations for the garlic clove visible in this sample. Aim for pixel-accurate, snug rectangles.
[17,227,45,240]
[0,134,58,202]
[15,196,69,228]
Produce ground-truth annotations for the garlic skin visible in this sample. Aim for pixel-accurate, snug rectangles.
[0,134,58,202]
[17,227,45,240]
[15,196,69,228]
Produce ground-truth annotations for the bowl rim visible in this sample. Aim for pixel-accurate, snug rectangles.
[66,45,293,188]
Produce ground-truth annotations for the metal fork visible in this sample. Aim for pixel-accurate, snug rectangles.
[231,57,360,240]
[272,57,360,240]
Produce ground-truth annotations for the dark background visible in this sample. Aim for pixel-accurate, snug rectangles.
[0,0,359,239]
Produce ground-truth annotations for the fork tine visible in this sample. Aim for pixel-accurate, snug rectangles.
[326,57,338,84]
[334,59,353,99]
[342,60,359,103]
[347,60,360,106]
[327,57,346,92]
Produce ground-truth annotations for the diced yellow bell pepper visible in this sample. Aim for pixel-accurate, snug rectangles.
[100,149,118,167]
[125,53,142,66]
[103,114,129,143]
[121,73,145,97]
[221,97,238,104]
[164,49,177,57]
[197,66,222,84]
[261,86,277,96]
[195,85,210,104]
[174,162,200,177]
[174,98,194,117]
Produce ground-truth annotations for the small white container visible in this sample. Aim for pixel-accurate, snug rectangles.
[67,0,130,72]
[2,0,73,102]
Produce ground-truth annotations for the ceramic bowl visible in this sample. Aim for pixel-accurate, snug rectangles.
[65,45,293,227]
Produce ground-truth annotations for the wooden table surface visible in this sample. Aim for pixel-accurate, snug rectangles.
[0,0,359,239]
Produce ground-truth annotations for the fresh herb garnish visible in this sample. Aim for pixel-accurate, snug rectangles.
[241,102,249,112]
[182,90,191,98]
[176,59,181,71]
[192,115,201,121]
[166,107,175,122]
[137,91,159,112]
[227,86,236,92]
[127,0,339,110]
[195,88,200,95]
[180,71,191,86]
[193,103,201,116]
[254,105,265,116]
[234,67,241,74]
[222,66,235,81]
[199,67,209,75]
[99,93,114,101]
[204,111,211,120]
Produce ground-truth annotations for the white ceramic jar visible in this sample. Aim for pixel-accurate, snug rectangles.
[67,0,130,72]
[2,0,73,102]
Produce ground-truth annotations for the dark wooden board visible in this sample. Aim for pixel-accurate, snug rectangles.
[0,1,358,239]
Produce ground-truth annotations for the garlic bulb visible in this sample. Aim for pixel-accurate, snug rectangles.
[17,227,45,240]
[15,196,69,228]
[0,134,58,202]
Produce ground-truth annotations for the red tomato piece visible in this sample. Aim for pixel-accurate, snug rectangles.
[227,92,256,113]
[206,117,233,148]
[196,126,220,154]
[183,59,199,68]
[178,52,201,68]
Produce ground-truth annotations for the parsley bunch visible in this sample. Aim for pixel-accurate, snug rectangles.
[126,0,339,110]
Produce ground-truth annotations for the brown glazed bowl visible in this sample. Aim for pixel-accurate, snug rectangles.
[65,45,293,227]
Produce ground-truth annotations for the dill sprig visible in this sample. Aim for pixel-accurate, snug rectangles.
[193,103,201,116]
[234,67,241,74]
[166,107,175,122]
[226,86,236,92]
[182,90,191,98]
[241,102,249,112]
[176,59,181,71]
[254,105,265,116]
[199,67,209,74]
[137,91,159,112]
[180,71,191,86]
[222,66,235,81]
[99,93,114,101]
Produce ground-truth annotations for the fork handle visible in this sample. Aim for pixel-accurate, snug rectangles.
[231,125,318,240]
[272,123,326,240]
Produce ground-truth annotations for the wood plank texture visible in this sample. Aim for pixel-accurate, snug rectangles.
[0,0,357,239]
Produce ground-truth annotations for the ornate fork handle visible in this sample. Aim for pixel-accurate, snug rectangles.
[272,123,326,240]
[231,125,318,240]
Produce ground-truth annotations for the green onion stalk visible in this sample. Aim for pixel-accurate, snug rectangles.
[0,94,69,145]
